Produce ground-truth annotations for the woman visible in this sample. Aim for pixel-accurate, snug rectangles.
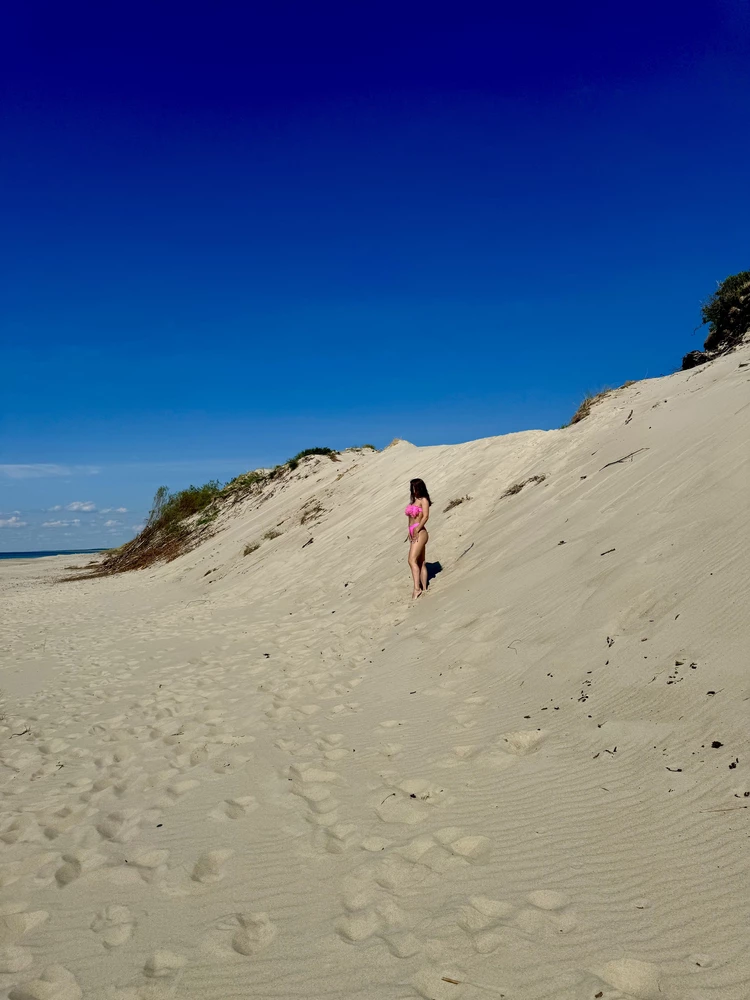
[405,478,431,599]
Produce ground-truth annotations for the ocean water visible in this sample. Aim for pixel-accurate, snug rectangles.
[0,548,105,561]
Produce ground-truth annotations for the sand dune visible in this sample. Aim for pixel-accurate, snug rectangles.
[1,346,749,1000]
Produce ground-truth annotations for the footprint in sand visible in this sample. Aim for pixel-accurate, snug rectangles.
[0,945,33,973]
[9,964,83,1000]
[458,895,517,953]
[287,762,344,835]
[54,849,107,887]
[1,852,58,890]
[313,731,351,762]
[329,702,362,715]
[1,815,43,846]
[203,912,278,957]
[335,883,420,956]
[230,913,277,955]
[499,729,547,756]
[317,822,358,854]
[0,906,49,943]
[587,957,663,1000]
[515,889,577,935]
[96,809,147,843]
[0,905,49,973]
[458,888,575,953]
[336,827,493,956]
[208,796,258,821]
[143,950,187,977]
[448,712,478,733]
[91,904,136,948]
[191,849,234,884]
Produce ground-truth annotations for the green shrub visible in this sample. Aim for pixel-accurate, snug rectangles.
[262,529,282,540]
[145,481,222,537]
[288,447,335,463]
[701,270,750,353]
[224,470,266,493]
[243,542,260,556]
[95,479,223,574]
[196,509,219,527]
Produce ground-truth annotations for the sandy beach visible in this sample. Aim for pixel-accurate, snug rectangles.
[1,346,749,1000]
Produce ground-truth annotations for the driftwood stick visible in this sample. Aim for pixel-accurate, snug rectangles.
[442,976,507,996]
[599,448,649,472]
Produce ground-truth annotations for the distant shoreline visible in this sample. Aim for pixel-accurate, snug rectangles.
[0,548,105,561]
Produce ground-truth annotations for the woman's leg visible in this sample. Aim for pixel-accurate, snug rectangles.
[419,550,428,592]
[409,530,428,597]
[408,540,421,597]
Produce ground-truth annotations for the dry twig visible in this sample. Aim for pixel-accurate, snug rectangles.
[599,448,649,471]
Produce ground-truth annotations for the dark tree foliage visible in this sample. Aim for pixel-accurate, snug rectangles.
[701,270,750,353]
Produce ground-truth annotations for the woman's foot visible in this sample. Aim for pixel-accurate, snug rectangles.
[412,587,423,599]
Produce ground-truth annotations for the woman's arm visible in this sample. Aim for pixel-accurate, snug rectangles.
[415,499,430,533]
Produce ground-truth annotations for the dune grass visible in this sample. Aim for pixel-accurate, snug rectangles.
[73,443,367,576]
[501,474,547,498]
[443,495,472,513]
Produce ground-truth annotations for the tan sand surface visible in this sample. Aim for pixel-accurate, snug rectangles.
[1,347,749,1000]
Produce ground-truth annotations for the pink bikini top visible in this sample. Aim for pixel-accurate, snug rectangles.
[404,504,422,517]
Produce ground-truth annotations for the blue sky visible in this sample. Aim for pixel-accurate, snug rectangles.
[2,1,749,551]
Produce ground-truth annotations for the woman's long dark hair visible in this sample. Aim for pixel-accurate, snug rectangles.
[410,478,432,505]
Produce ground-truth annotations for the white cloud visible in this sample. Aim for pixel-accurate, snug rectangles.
[66,501,96,512]
[131,523,146,532]
[0,464,100,479]
[48,505,63,511]
[104,519,121,527]
[101,506,128,513]
[0,516,27,528]
[42,518,81,528]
